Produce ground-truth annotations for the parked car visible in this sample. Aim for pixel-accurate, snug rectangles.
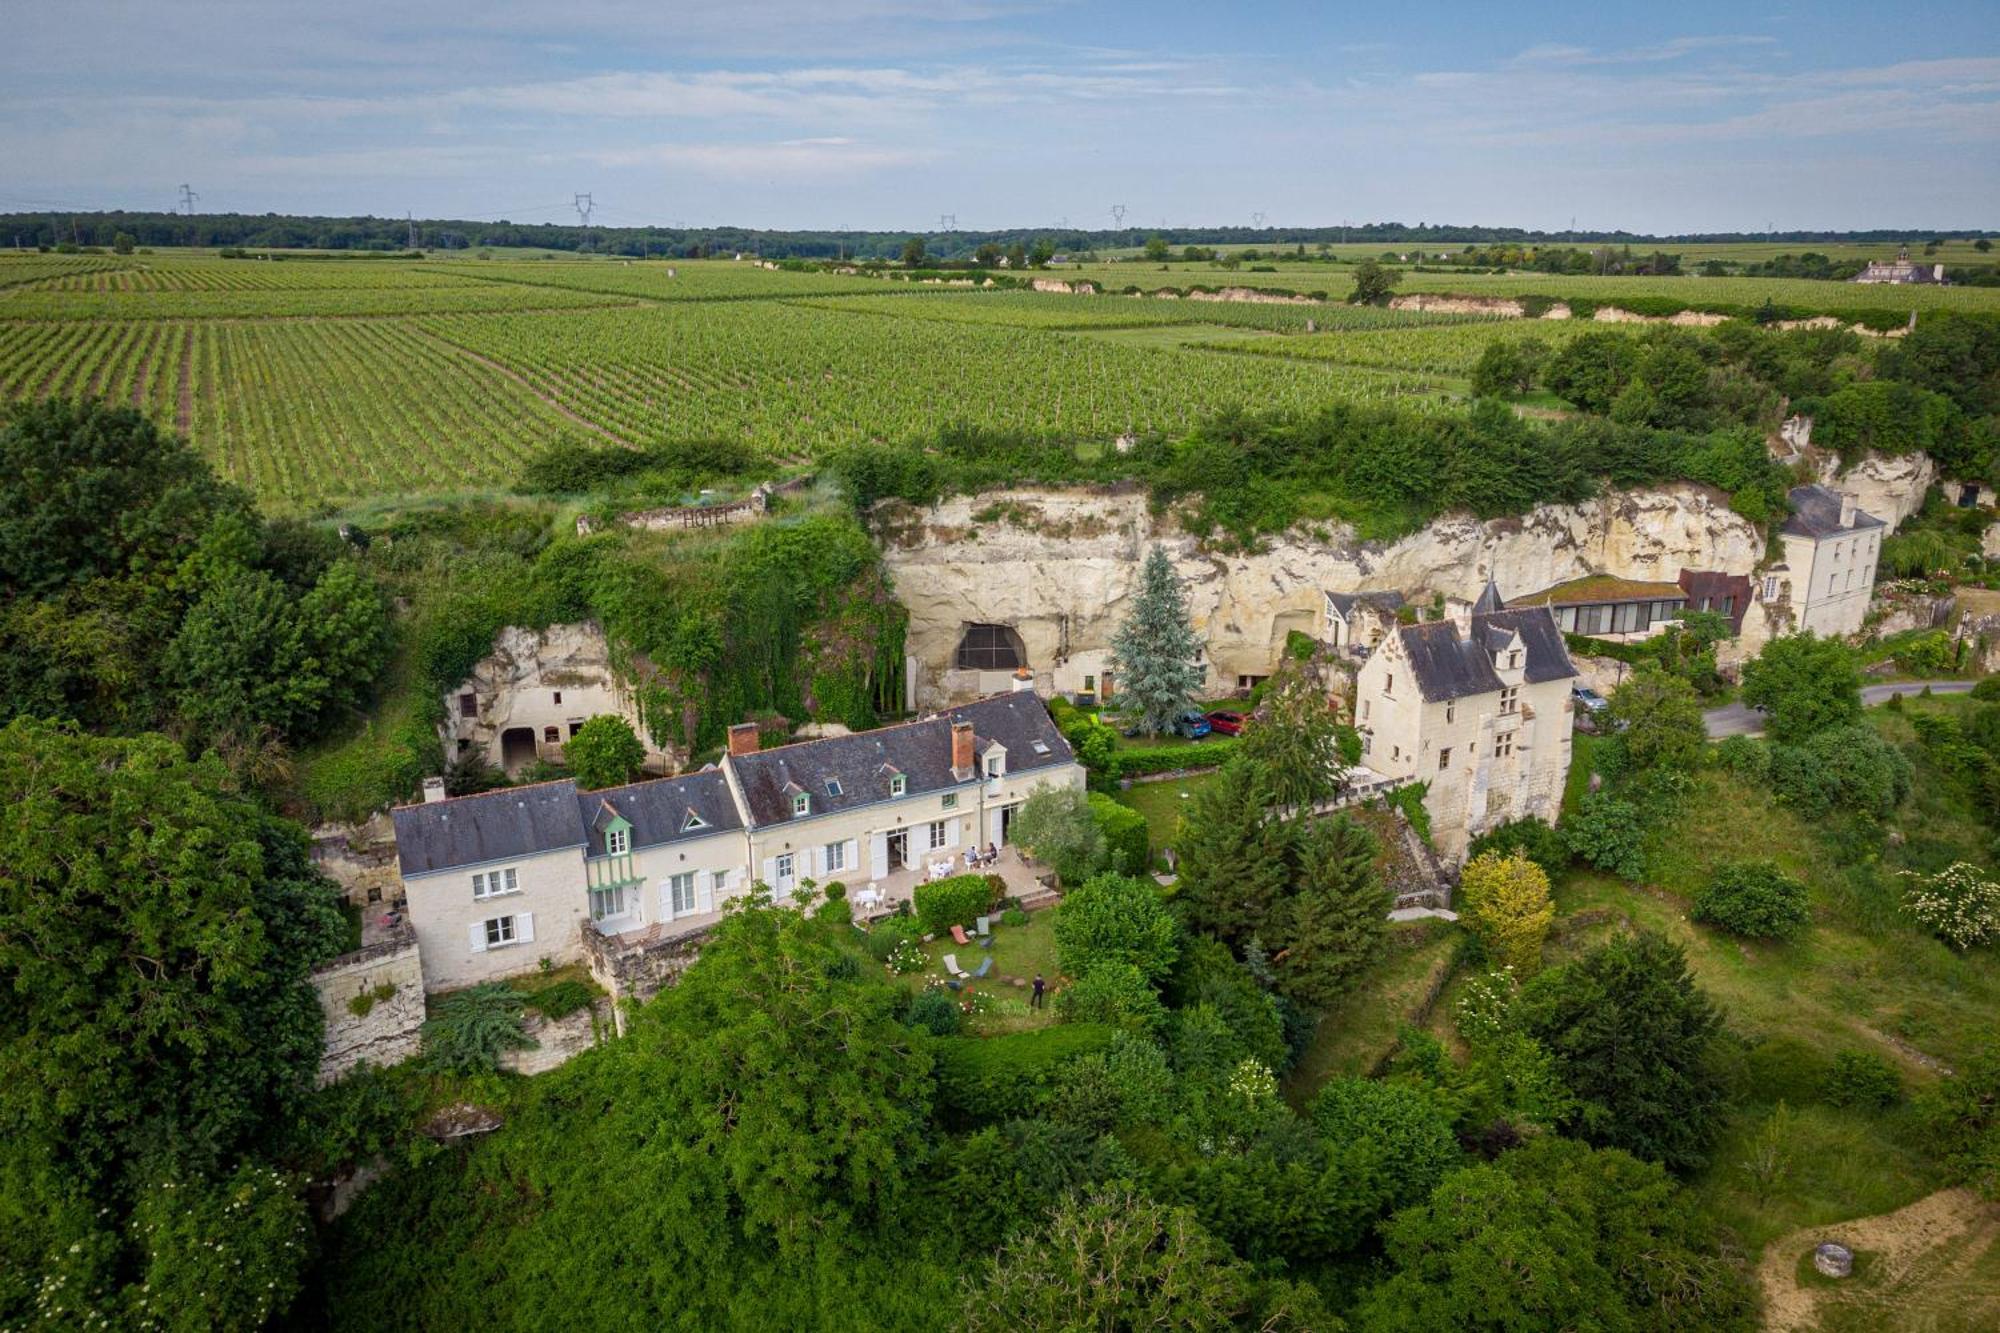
[1172,710,1213,739]
[1205,709,1246,735]
[1572,685,1609,715]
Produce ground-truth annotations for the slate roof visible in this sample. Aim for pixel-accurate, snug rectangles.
[1395,607,1576,703]
[1677,569,1754,633]
[1326,589,1406,618]
[393,781,586,878]
[576,769,742,857]
[1783,485,1885,539]
[726,692,1074,828]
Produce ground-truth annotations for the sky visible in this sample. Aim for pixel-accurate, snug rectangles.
[3,1,1996,234]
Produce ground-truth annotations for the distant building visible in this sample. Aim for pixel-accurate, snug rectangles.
[1676,569,1754,636]
[1854,248,1945,285]
[1507,574,1688,642]
[1352,580,1578,861]
[1322,590,1406,656]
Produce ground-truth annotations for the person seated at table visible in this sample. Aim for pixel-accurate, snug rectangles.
[983,843,999,864]
[962,848,978,870]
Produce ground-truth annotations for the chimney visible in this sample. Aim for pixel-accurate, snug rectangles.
[727,722,761,757]
[951,719,974,774]
[1011,667,1035,694]
[421,776,447,804]
[1838,493,1857,528]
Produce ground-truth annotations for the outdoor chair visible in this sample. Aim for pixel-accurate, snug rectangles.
[972,956,994,980]
[951,924,971,946]
[943,954,969,978]
[975,916,990,936]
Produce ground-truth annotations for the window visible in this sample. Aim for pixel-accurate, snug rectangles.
[927,819,949,851]
[941,792,959,810]
[985,755,1003,778]
[1494,732,1515,758]
[1829,576,1838,596]
[668,872,697,915]
[1384,673,1394,696]
[606,827,629,856]
[591,883,633,921]
[1763,575,1780,600]
[543,725,560,745]
[472,867,518,900]
[552,691,563,705]
[682,810,708,832]
[1391,744,1401,762]
[774,853,795,884]
[1438,747,1452,771]
[825,778,843,797]
[1443,701,1453,724]
[1499,686,1519,714]
[1031,740,1049,756]
[1360,732,1372,755]
[1083,674,1096,692]
[1507,650,1520,669]
[955,622,1025,671]
[569,720,584,738]
[1718,596,1735,616]
[712,869,729,900]
[484,915,517,948]
[825,841,847,873]
[890,774,906,797]
[791,792,810,817]
[458,691,477,719]
[1359,699,1370,721]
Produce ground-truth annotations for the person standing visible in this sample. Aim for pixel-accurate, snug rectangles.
[1030,974,1045,1009]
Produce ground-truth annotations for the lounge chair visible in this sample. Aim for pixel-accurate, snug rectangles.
[943,954,969,978]
[975,916,990,936]
[951,924,971,946]
[972,956,994,980]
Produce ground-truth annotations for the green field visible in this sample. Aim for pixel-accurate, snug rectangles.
[1,247,1993,510]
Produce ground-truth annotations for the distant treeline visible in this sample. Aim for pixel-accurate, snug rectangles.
[3,209,1993,261]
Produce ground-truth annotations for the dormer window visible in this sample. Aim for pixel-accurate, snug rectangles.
[890,774,907,797]
[606,827,629,856]
[1507,650,1520,669]
[681,810,708,832]
[791,793,810,817]
[825,778,843,798]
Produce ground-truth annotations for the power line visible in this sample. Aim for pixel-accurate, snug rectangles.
[178,183,199,216]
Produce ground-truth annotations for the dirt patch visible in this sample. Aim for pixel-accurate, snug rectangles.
[1757,1187,2000,1332]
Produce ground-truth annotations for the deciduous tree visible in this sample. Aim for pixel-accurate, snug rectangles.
[1740,631,1862,743]
[1458,849,1554,973]
[565,713,648,789]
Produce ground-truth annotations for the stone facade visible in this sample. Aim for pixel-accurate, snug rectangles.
[310,813,402,908]
[443,622,675,777]
[310,929,426,1085]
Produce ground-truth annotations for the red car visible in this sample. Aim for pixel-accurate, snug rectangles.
[1205,709,1246,736]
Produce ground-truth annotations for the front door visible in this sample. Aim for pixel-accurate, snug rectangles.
[886,829,908,870]
[998,803,1021,845]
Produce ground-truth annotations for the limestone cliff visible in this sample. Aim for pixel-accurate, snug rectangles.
[883,485,1768,705]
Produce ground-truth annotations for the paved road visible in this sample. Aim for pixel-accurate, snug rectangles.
[1702,680,1977,738]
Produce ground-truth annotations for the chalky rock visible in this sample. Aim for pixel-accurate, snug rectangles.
[1813,1242,1854,1278]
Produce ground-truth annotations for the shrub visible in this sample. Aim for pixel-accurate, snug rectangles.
[1009,787,1107,885]
[1712,734,1770,782]
[1087,793,1151,874]
[564,714,647,790]
[864,914,924,962]
[1457,851,1555,973]
[1001,907,1029,927]
[1691,861,1811,940]
[1310,1077,1460,1211]
[420,983,537,1075]
[886,938,928,975]
[914,873,995,933]
[1824,1050,1903,1110]
[933,1024,1118,1125]
[1112,738,1237,777]
[1768,725,1911,819]
[524,978,595,1020]
[1052,874,1181,982]
[1972,676,2000,702]
[1562,793,1648,881]
[1900,862,2000,948]
[906,988,961,1037]
[1919,1045,2000,1199]
[1056,964,1168,1035]
[1467,817,1568,879]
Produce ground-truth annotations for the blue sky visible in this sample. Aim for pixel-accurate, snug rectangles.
[3,1,1995,233]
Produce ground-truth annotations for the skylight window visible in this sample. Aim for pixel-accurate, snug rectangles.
[825,778,843,797]
[1031,740,1050,755]
[682,810,708,832]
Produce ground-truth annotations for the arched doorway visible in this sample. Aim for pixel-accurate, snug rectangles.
[500,726,538,774]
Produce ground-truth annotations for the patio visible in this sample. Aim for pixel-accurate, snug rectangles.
[848,845,1056,919]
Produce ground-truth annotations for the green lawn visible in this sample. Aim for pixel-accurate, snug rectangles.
[891,911,1062,1035]
[1113,772,1225,859]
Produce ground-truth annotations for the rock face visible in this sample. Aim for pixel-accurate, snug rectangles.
[882,485,1766,705]
[1818,451,1936,529]
[445,622,677,775]
[310,930,425,1085]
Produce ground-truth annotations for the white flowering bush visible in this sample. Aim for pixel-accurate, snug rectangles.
[1227,1058,1277,1104]
[1901,862,2000,949]
[887,939,928,975]
[1454,966,1518,1047]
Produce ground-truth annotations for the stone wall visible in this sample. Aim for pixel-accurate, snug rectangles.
[311,929,425,1085]
[310,812,401,908]
[582,920,713,1025]
[499,1004,607,1076]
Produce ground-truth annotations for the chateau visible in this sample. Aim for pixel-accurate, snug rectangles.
[393,692,1084,993]
[1352,581,1579,860]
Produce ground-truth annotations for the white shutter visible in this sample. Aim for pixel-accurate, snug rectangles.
[870,832,889,879]
[991,809,1006,847]
[517,912,535,944]
[762,857,777,889]
[660,879,676,922]
[469,922,487,953]
[843,840,858,877]
[695,874,714,914]
[945,817,960,848]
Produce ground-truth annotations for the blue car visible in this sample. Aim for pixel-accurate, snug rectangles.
[1172,710,1213,739]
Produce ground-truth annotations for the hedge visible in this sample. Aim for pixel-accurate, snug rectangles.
[1088,793,1151,873]
[912,873,1000,933]
[1114,737,1237,778]
[932,1023,1117,1126]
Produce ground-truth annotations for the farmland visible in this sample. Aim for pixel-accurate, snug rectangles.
[0,247,1991,510]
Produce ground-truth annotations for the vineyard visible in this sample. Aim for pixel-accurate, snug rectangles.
[0,248,1989,510]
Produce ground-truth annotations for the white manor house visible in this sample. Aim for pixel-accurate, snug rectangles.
[392,692,1085,993]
